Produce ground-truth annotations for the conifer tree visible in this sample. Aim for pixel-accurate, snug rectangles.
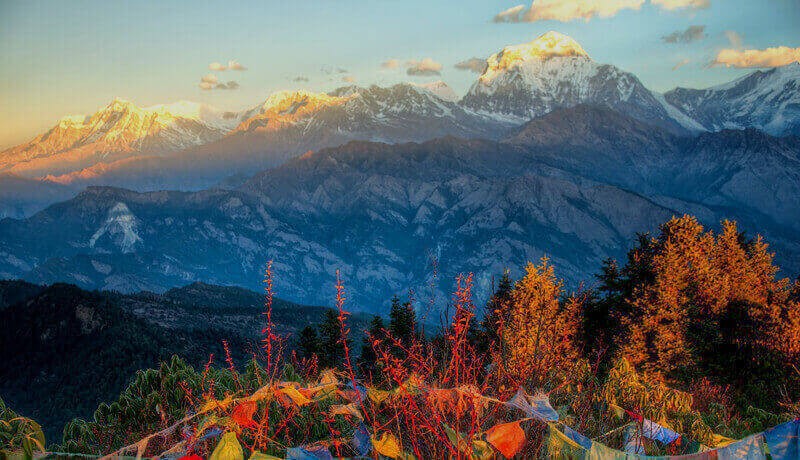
[318,309,347,369]
[297,326,321,361]
[388,295,417,347]
[478,270,513,354]
[358,315,385,379]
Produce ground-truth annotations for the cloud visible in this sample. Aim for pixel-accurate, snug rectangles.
[454,58,487,74]
[228,60,247,71]
[198,74,239,90]
[215,81,240,90]
[209,62,227,71]
[321,66,349,75]
[201,74,219,84]
[406,58,443,76]
[651,0,710,10]
[713,46,800,68]
[293,76,310,82]
[672,58,691,70]
[493,4,526,22]
[493,0,644,23]
[662,25,706,44]
[381,59,401,69]
[342,75,357,83]
[725,30,743,49]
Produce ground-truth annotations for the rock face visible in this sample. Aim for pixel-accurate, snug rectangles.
[0,106,797,313]
[665,63,800,137]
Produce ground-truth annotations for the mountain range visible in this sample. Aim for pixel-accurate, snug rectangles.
[0,104,797,313]
[2,32,799,218]
[0,31,798,313]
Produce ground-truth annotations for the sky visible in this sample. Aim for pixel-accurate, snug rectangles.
[0,0,798,149]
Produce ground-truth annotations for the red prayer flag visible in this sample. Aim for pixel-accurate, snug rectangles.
[231,401,258,429]
[486,421,526,459]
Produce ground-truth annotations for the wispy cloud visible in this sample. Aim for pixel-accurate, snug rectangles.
[406,58,443,76]
[454,58,487,74]
[381,59,401,69]
[215,81,240,90]
[227,60,247,71]
[209,62,227,71]
[724,30,743,49]
[321,66,349,75]
[293,76,310,82]
[651,0,710,10]
[342,75,357,83]
[493,4,527,22]
[672,58,691,70]
[493,0,644,23]
[713,46,800,68]
[662,25,706,44]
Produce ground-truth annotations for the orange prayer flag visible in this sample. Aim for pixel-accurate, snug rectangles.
[278,385,312,407]
[485,421,526,459]
[329,403,364,421]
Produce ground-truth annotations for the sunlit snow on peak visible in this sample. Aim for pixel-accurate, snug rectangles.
[480,31,591,83]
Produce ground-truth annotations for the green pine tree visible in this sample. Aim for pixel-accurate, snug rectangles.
[317,309,347,369]
[478,270,513,354]
[389,295,417,347]
[297,325,321,361]
[358,315,385,380]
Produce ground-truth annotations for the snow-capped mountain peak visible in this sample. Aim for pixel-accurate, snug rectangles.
[56,114,88,128]
[461,31,685,133]
[257,90,350,113]
[479,31,590,83]
[0,97,239,177]
[664,62,800,137]
[414,81,459,102]
[233,90,353,133]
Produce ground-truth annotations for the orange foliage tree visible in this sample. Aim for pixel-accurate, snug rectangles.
[501,258,585,389]
[606,216,800,409]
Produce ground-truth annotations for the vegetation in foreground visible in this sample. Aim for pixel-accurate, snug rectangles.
[1,216,799,458]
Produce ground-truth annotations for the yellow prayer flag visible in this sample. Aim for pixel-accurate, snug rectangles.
[201,395,235,413]
[249,451,282,460]
[711,433,736,447]
[209,432,244,460]
[372,432,402,459]
[367,387,391,405]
